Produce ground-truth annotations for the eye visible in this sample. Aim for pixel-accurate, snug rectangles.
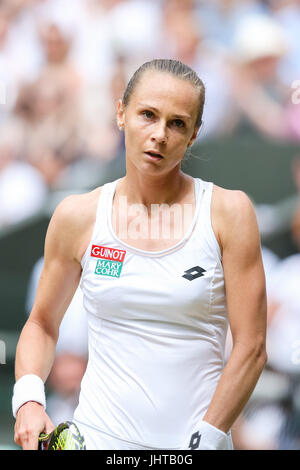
[142,110,154,119]
[172,119,185,128]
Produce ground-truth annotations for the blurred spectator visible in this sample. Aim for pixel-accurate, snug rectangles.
[0,122,47,227]
[158,0,202,63]
[78,53,126,163]
[232,394,289,449]
[267,0,300,84]
[29,13,83,164]
[197,0,267,46]
[0,0,44,111]
[106,0,161,67]
[26,257,88,426]
[227,13,299,141]
[13,75,82,185]
[11,13,84,185]
[66,0,118,86]
[0,7,30,114]
[267,203,300,377]
[26,137,76,189]
[260,202,300,449]
[266,0,300,141]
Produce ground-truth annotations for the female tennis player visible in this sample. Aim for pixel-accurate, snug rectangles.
[13,59,267,450]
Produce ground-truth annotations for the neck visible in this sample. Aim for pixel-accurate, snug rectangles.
[118,166,191,208]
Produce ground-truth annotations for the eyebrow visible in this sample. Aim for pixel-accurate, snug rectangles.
[137,103,192,121]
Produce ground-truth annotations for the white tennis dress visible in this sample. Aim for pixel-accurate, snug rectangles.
[73,177,232,450]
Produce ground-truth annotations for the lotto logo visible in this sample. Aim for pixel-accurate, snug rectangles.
[182,266,206,281]
[189,431,201,449]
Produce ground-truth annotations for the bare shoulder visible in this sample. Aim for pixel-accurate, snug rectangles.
[212,185,255,218]
[46,186,103,262]
[52,187,102,228]
[211,184,259,251]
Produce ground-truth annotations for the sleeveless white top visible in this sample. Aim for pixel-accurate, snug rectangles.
[73,177,228,448]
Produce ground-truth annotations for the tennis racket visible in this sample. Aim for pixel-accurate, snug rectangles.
[38,421,86,450]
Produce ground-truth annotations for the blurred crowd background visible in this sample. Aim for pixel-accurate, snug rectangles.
[0,0,300,450]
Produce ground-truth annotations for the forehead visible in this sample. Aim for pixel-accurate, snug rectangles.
[129,70,200,118]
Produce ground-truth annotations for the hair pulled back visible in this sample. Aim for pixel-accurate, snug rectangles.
[122,59,205,128]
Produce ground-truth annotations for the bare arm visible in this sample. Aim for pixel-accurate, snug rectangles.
[14,195,86,449]
[203,188,267,433]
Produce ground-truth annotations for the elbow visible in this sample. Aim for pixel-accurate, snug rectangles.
[26,315,59,345]
[252,339,268,370]
[233,336,268,370]
[258,345,268,370]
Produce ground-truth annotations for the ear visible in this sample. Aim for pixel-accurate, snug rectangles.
[117,99,125,130]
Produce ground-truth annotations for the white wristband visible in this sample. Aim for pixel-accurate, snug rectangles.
[12,374,46,418]
[184,420,231,450]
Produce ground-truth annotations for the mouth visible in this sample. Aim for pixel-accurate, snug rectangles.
[144,151,164,161]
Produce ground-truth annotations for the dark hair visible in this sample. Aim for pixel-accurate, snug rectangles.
[122,59,205,128]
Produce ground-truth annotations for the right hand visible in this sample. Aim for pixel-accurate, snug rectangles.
[14,401,54,450]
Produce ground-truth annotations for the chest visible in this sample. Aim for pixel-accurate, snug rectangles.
[111,199,195,252]
[82,238,224,326]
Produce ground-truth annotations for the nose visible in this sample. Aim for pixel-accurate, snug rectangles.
[151,122,168,145]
